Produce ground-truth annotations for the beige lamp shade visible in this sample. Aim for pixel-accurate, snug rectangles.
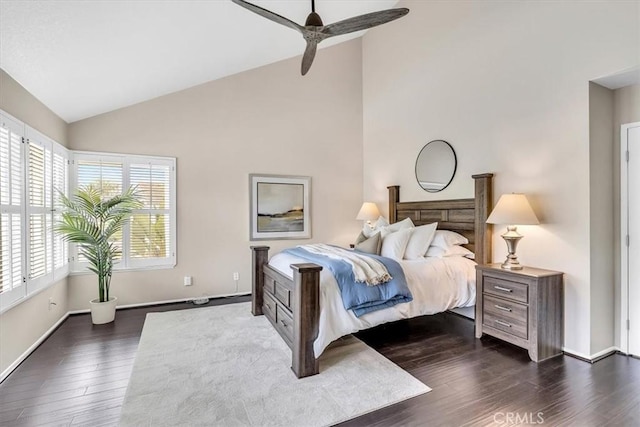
[356,202,381,221]
[486,194,539,225]
[487,193,538,270]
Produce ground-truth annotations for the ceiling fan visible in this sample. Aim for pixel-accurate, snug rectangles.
[231,0,409,75]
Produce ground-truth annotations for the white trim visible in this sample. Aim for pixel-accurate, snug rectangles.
[70,151,176,272]
[0,312,69,383]
[0,110,24,134]
[66,292,251,314]
[562,346,620,362]
[620,121,640,354]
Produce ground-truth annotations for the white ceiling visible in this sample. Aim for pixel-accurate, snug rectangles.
[0,0,400,123]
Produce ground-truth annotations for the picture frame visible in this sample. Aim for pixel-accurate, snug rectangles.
[249,174,311,241]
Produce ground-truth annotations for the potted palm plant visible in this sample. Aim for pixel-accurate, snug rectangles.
[56,185,141,324]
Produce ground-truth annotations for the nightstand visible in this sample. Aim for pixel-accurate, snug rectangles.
[475,264,564,362]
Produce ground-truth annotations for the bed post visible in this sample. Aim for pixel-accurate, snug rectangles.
[251,246,269,316]
[472,174,494,265]
[291,263,322,378]
[388,185,400,224]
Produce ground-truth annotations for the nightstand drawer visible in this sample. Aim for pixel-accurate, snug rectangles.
[484,276,528,303]
[483,294,528,325]
[484,310,528,340]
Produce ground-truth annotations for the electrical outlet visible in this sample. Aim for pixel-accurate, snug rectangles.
[184,276,193,286]
[233,272,239,281]
[48,297,57,311]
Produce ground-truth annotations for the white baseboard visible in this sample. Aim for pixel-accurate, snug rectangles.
[562,346,620,363]
[1,312,69,383]
[67,292,251,315]
[2,292,251,383]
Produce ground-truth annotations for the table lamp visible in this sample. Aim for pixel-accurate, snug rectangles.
[356,202,381,230]
[486,193,539,270]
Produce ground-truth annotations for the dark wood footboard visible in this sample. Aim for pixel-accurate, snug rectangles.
[251,246,322,378]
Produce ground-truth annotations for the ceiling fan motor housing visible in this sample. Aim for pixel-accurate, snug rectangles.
[305,12,323,27]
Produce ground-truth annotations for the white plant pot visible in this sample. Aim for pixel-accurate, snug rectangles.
[90,297,118,324]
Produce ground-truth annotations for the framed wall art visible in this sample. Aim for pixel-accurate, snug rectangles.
[249,174,311,241]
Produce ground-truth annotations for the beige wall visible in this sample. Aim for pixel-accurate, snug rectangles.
[362,0,639,356]
[67,39,364,310]
[614,83,640,348]
[0,69,67,144]
[0,69,69,376]
[0,278,68,376]
[588,82,615,354]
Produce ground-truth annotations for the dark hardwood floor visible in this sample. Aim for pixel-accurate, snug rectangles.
[348,314,640,427]
[0,296,251,427]
[1,297,639,426]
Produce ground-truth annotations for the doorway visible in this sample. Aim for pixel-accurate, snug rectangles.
[622,121,640,355]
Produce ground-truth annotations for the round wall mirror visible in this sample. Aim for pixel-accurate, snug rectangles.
[415,140,457,192]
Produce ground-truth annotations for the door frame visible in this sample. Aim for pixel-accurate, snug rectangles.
[621,121,640,354]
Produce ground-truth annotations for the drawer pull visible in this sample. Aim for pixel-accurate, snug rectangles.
[493,285,513,293]
[495,319,512,328]
[494,304,512,312]
[265,303,272,311]
[280,319,288,328]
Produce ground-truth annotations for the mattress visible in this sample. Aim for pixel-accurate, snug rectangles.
[268,252,477,357]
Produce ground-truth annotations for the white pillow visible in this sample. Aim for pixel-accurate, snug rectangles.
[387,217,414,233]
[425,246,446,258]
[430,230,469,249]
[363,216,390,238]
[404,222,438,260]
[380,217,415,238]
[381,228,412,260]
[426,244,475,259]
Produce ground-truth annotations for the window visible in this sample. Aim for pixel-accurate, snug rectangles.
[129,161,174,268]
[71,152,176,271]
[0,111,69,312]
[0,107,176,313]
[0,113,25,309]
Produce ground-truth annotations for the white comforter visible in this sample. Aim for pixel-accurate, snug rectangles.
[268,252,477,357]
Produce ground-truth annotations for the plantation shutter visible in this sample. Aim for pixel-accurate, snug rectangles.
[128,160,175,268]
[73,155,124,267]
[71,152,176,272]
[52,146,70,276]
[0,113,25,308]
[76,158,123,197]
[0,108,70,313]
[26,129,54,289]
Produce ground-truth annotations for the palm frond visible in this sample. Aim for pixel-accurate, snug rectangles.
[55,185,140,302]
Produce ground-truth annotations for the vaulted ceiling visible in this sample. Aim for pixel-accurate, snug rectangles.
[0,0,399,123]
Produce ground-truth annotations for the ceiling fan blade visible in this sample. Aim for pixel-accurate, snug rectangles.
[231,0,303,34]
[321,8,409,37]
[301,40,318,76]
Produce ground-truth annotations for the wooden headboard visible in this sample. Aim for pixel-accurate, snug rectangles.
[388,173,494,265]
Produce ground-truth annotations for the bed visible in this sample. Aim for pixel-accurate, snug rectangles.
[250,173,494,378]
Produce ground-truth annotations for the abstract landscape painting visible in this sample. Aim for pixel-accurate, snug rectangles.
[250,174,311,240]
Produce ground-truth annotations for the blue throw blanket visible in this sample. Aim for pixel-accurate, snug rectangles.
[282,246,412,317]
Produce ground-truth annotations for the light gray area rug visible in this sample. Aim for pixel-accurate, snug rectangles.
[120,302,430,426]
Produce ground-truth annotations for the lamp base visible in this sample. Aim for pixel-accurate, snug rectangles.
[501,255,523,270]
[500,226,523,270]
